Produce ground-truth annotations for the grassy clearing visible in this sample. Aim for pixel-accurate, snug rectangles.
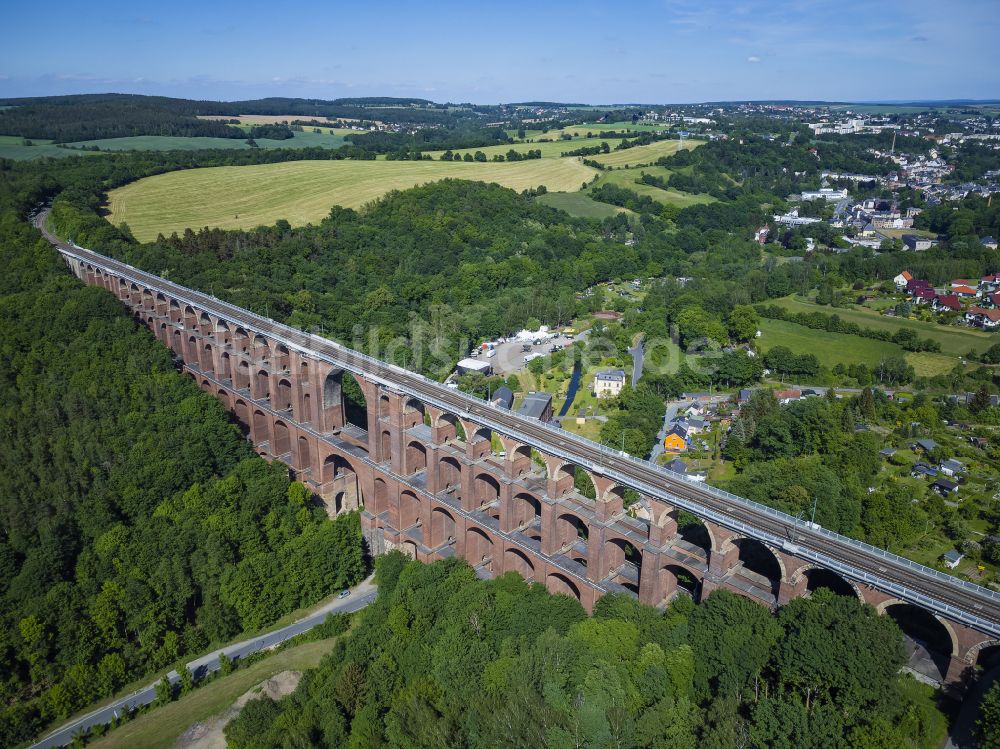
[771,296,994,357]
[536,191,627,219]
[65,130,350,152]
[87,638,339,749]
[588,139,700,168]
[878,228,938,240]
[757,318,905,368]
[591,165,716,208]
[108,159,597,240]
[905,351,957,378]
[0,135,101,160]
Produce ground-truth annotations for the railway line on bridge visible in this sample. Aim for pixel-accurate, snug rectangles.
[38,212,1000,639]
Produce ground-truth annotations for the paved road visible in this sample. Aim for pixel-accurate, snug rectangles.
[30,578,378,749]
[627,336,644,387]
[650,401,683,461]
[40,217,1000,638]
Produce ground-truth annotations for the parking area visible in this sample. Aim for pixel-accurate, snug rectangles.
[470,333,577,375]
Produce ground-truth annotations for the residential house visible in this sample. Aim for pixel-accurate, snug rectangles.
[932,478,959,496]
[893,270,913,288]
[980,274,1000,292]
[517,392,553,422]
[932,294,962,312]
[951,284,980,299]
[594,369,626,399]
[939,459,965,477]
[879,447,897,458]
[902,234,935,251]
[774,389,802,404]
[911,462,938,479]
[665,458,688,474]
[738,388,757,404]
[942,550,965,569]
[971,436,989,449]
[913,438,939,453]
[663,426,689,453]
[911,287,936,304]
[981,236,998,250]
[491,386,514,410]
[966,307,1000,329]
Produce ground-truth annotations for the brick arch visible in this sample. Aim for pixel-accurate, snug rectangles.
[731,536,785,601]
[603,534,643,593]
[546,458,595,499]
[474,472,500,506]
[964,638,1000,666]
[233,327,251,353]
[275,378,294,413]
[398,490,421,531]
[659,562,702,602]
[216,389,231,409]
[406,440,428,474]
[296,435,311,472]
[439,455,462,490]
[233,398,250,430]
[274,344,290,371]
[201,341,215,373]
[504,440,533,477]
[252,409,270,446]
[512,492,541,530]
[198,311,212,329]
[430,506,457,549]
[546,572,582,601]
[504,547,535,581]
[252,333,270,360]
[371,478,390,517]
[219,350,232,380]
[554,511,589,549]
[234,360,251,390]
[878,599,959,680]
[466,526,495,570]
[215,318,231,335]
[788,563,864,601]
[272,420,291,456]
[254,369,271,400]
[321,451,362,484]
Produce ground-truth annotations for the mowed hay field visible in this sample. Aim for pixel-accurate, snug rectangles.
[589,139,701,167]
[108,159,597,240]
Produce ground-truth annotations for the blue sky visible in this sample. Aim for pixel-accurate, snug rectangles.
[2,0,997,103]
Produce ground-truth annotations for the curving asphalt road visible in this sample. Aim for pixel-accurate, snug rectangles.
[29,578,377,749]
[35,212,1000,639]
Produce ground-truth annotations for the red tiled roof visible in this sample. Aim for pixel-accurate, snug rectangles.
[952,285,978,295]
[912,288,935,299]
[970,307,1000,322]
[900,271,913,281]
[935,294,961,310]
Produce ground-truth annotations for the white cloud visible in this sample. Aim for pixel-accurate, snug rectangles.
[747,55,761,63]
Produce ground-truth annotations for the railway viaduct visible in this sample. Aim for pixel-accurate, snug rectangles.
[52,238,1000,689]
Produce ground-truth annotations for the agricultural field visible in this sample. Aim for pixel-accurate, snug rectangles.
[588,138,700,168]
[590,165,716,208]
[0,135,101,160]
[536,191,628,219]
[108,158,597,240]
[757,317,906,369]
[424,135,612,161]
[64,129,351,152]
[771,296,995,357]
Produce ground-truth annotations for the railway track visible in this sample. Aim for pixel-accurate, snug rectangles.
[40,213,1000,636]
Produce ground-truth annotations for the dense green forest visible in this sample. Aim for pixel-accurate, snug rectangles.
[224,554,946,749]
[0,207,366,746]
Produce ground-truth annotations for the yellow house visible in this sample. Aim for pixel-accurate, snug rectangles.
[663,426,688,453]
